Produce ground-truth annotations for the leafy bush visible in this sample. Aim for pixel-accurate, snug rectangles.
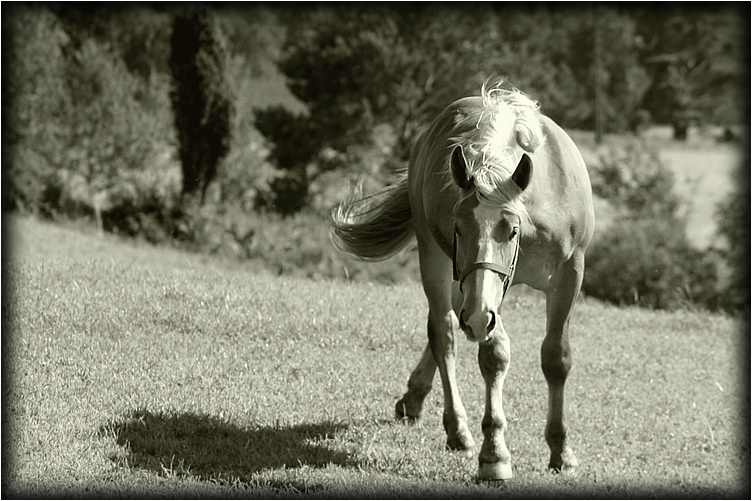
[589,139,679,217]
[713,184,749,313]
[170,202,420,284]
[7,7,178,231]
[253,106,318,215]
[7,9,71,214]
[584,217,723,310]
[60,39,177,218]
[584,139,728,311]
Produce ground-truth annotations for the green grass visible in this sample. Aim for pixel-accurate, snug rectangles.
[5,214,747,498]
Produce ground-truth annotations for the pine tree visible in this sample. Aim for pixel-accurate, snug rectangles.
[169,9,232,202]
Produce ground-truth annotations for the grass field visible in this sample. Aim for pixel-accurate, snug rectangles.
[4,214,748,498]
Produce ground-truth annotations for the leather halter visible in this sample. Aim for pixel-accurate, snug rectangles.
[452,230,520,292]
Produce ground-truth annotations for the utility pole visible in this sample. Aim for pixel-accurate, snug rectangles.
[593,5,603,145]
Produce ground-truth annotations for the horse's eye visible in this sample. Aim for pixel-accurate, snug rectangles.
[510,227,519,240]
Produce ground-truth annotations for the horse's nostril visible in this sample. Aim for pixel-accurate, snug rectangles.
[487,311,497,333]
[459,309,467,330]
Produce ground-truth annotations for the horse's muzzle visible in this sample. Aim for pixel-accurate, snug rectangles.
[459,308,498,342]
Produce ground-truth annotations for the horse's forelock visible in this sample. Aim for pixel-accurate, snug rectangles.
[446,81,541,224]
[474,168,531,225]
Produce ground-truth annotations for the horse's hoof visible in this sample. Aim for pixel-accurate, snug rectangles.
[446,442,475,459]
[394,399,420,423]
[446,429,475,456]
[395,412,419,424]
[477,461,513,481]
[549,447,578,474]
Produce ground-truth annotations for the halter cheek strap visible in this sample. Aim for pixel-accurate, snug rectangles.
[453,232,520,292]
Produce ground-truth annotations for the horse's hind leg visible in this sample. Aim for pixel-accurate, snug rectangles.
[395,344,436,421]
[542,252,584,472]
[425,307,475,454]
[396,236,474,454]
[394,286,462,421]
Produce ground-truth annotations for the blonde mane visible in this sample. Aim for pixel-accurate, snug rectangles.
[449,80,544,223]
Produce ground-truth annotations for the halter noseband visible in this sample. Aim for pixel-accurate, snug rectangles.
[452,231,520,292]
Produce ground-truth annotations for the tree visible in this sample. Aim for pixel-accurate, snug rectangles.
[4,7,71,214]
[212,8,286,210]
[51,4,172,78]
[637,5,743,139]
[552,6,650,133]
[487,7,582,129]
[256,5,744,214]
[255,5,500,214]
[169,9,233,202]
[6,5,176,229]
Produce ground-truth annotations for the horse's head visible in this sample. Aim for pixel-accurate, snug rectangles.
[450,145,533,343]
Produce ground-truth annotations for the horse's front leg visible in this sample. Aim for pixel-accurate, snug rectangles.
[477,328,513,480]
[542,253,584,473]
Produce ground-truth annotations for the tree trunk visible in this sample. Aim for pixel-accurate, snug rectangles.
[673,124,688,141]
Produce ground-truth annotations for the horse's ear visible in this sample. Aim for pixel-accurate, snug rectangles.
[451,146,473,190]
[512,153,533,191]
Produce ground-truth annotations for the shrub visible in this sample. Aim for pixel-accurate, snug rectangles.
[6,8,71,214]
[713,184,749,313]
[589,138,680,218]
[60,39,178,220]
[584,216,723,310]
[7,7,178,232]
[584,138,729,311]
[253,106,318,215]
[169,202,420,284]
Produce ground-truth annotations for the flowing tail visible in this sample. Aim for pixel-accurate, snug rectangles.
[330,173,414,261]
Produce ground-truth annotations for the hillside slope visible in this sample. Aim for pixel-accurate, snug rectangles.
[5,214,746,498]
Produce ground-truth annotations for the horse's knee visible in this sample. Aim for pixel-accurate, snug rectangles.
[427,312,459,353]
[541,342,571,384]
[478,331,510,376]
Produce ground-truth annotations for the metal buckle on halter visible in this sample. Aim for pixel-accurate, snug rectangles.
[452,231,520,292]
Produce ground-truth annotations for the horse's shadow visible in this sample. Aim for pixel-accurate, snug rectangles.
[101,409,355,482]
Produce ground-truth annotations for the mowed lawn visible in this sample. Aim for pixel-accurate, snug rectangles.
[5,215,747,498]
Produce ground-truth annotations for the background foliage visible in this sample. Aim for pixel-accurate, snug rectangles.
[169,9,233,201]
[3,3,747,312]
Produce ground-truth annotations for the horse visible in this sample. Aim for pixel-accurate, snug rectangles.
[331,81,594,481]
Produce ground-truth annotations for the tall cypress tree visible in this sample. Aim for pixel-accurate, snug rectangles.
[169,9,232,202]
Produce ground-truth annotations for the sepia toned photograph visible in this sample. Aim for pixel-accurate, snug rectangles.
[2,2,748,498]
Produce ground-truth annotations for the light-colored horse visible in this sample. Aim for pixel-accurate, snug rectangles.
[331,82,594,480]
